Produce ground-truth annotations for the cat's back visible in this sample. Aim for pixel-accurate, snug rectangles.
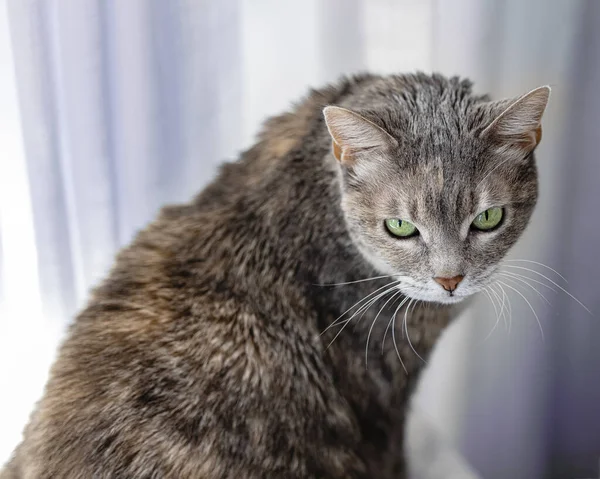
[4,208,235,476]
[6,200,328,478]
[3,74,383,479]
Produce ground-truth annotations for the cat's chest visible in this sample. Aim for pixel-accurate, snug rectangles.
[327,324,413,477]
[326,313,412,401]
[317,290,439,425]
[321,300,435,434]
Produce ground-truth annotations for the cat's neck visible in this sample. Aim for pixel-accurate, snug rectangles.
[190,130,455,367]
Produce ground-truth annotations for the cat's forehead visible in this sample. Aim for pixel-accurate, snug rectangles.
[393,118,484,168]
[375,158,508,223]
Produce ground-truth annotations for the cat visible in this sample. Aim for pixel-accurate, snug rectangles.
[1,73,549,478]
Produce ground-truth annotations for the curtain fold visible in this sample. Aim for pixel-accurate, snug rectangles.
[548,1,600,474]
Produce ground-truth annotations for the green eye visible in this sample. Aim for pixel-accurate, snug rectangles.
[472,207,503,231]
[385,218,418,237]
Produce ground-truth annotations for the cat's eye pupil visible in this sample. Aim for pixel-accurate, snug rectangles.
[471,207,503,232]
[385,218,418,238]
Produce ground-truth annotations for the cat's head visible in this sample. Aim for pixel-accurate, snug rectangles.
[324,76,550,304]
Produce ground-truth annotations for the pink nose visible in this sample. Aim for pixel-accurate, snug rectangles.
[433,275,464,292]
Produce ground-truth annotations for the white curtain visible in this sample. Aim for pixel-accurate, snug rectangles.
[1,1,599,477]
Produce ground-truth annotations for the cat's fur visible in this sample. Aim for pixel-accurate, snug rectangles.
[2,73,549,478]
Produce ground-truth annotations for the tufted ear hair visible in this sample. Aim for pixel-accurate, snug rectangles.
[481,86,551,153]
[323,106,398,164]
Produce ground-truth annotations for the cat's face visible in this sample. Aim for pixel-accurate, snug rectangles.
[324,84,549,304]
[338,149,538,304]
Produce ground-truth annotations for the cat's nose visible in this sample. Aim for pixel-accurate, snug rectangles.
[433,275,464,292]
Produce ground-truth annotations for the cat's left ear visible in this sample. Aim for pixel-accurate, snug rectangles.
[323,106,398,164]
[481,85,551,152]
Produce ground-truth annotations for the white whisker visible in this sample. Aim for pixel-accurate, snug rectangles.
[500,269,558,293]
[390,297,409,374]
[365,290,403,368]
[502,265,591,314]
[352,293,387,333]
[503,259,568,283]
[484,286,499,318]
[382,295,409,354]
[483,287,501,341]
[475,156,515,190]
[316,274,400,287]
[326,294,384,350]
[325,283,401,349]
[320,280,402,335]
[405,299,426,363]
[499,280,545,342]
[499,272,552,306]
[498,284,513,334]
[489,284,508,330]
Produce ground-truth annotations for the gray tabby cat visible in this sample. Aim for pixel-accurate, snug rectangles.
[1,73,549,478]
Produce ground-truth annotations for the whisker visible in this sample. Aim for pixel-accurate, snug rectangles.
[502,265,591,314]
[499,280,545,342]
[401,298,414,342]
[490,284,511,333]
[497,290,509,331]
[325,292,388,350]
[489,284,508,330]
[352,292,389,332]
[498,284,513,334]
[365,290,403,368]
[325,283,400,348]
[484,286,499,319]
[390,297,409,374]
[405,299,426,363]
[499,272,552,306]
[503,259,568,283]
[352,286,404,333]
[320,280,402,335]
[401,298,412,340]
[500,269,558,294]
[382,295,409,354]
[483,287,501,341]
[475,156,515,190]
[315,274,400,287]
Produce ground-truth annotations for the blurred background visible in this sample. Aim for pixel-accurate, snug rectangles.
[1,0,599,477]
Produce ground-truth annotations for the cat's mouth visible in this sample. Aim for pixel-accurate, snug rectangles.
[396,278,477,305]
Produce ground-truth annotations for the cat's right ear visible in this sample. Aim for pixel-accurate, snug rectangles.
[323,106,398,164]
[480,86,551,153]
